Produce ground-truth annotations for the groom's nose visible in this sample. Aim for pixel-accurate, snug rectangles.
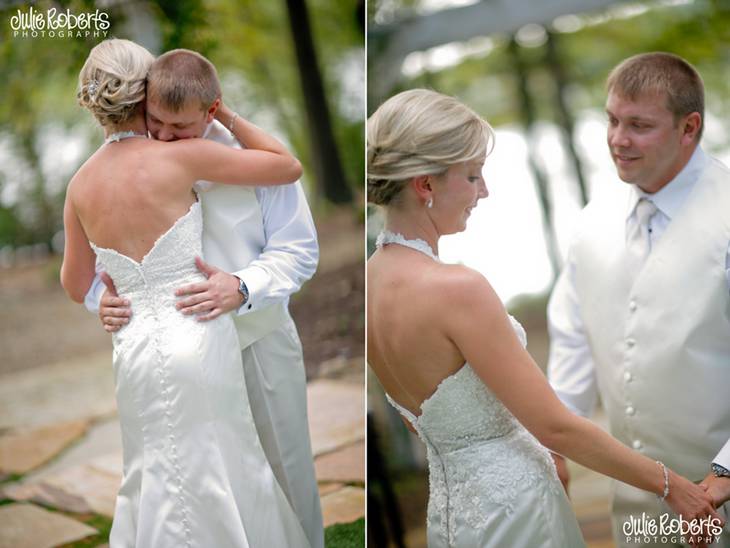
[157,127,176,142]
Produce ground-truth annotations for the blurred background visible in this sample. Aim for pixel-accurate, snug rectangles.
[366,0,730,546]
[0,1,365,546]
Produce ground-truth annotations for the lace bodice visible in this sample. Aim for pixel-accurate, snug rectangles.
[386,315,562,545]
[90,201,205,336]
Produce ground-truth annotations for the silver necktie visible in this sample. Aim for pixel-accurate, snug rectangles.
[626,198,658,273]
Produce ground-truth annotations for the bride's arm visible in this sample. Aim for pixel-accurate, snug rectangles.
[172,138,301,187]
[441,266,721,524]
[60,187,96,303]
[213,102,290,157]
[171,103,302,186]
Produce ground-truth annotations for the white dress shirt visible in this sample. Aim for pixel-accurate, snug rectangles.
[85,120,318,317]
[547,146,730,469]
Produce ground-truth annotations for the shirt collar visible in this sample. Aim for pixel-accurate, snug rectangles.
[202,121,214,139]
[626,145,706,221]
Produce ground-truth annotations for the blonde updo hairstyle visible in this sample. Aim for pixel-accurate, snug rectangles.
[77,39,155,127]
[367,89,494,206]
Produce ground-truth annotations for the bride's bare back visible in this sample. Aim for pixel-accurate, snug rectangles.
[367,244,468,416]
[69,138,199,263]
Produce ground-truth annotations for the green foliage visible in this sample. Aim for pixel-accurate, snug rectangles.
[0,0,363,246]
[369,1,730,128]
[0,206,21,247]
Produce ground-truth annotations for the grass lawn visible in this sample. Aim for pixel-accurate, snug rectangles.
[325,517,365,547]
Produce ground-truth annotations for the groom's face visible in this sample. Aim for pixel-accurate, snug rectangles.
[606,90,689,193]
[146,97,211,141]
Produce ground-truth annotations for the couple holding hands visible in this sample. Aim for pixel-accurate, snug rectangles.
[367,53,729,547]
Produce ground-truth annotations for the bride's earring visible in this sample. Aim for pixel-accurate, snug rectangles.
[426,198,433,209]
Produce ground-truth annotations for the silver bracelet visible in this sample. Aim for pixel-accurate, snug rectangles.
[228,112,239,133]
[656,460,670,501]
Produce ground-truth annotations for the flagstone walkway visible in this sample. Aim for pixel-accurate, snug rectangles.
[0,353,365,547]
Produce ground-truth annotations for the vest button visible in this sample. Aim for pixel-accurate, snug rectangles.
[626,405,636,416]
[629,300,637,312]
[632,440,643,450]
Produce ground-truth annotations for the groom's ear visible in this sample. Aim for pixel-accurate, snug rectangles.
[205,98,221,123]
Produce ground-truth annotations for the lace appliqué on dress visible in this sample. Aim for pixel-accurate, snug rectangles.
[385,315,564,545]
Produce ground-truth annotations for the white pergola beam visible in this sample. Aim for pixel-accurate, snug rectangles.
[369,0,624,100]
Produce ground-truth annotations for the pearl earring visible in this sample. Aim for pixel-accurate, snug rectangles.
[427,198,433,209]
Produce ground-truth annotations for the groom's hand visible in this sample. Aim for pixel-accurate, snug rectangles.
[175,256,244,321]
[700,472,730,508]
[98,272,131,333]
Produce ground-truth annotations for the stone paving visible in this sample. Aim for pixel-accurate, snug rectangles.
[0,352,365,547]
[0,503,97,548]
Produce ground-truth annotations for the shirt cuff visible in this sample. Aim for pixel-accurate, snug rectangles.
[84,275,105,314]
[713,439,730,470]
[232,265,271,316]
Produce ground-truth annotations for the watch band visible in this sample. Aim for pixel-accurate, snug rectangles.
[712,463,730,478]
[235,276,249,305]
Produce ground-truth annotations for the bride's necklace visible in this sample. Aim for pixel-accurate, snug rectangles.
[105,131,147,144]
[376,229,439,262]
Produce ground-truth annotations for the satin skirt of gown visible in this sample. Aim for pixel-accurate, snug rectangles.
[91,200,309,548]
[386,316,586,548]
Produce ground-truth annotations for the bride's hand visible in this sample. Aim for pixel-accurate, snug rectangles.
[665,470,724,545]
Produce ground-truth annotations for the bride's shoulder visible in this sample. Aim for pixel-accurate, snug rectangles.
[67,153,98,195]
[431,263,499,307]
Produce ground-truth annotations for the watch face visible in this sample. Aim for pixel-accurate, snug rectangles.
[712,463,730,477]
[238,279,249,300]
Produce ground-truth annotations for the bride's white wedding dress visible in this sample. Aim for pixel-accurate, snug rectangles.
[377,231,585,548]
[90,198,309,547]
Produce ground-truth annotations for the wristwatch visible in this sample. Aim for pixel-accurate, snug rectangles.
[235,276,249,305]
[711,463,730,478]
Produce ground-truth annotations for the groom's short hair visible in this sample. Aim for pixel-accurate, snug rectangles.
[147,49,221,112]
[606,52,704,138]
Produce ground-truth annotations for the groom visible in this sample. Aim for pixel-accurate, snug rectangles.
[85,48,325,547]
[547,52,730,547]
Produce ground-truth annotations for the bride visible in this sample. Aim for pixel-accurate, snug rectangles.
[366,89,721,547]
[61,39,309,547]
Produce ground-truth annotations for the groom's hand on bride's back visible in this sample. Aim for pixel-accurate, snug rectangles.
[99,271,131,333]
[174,257,244,321]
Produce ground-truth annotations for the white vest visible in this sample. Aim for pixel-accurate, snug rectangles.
[200,184,289,349]
[573,158,730,480]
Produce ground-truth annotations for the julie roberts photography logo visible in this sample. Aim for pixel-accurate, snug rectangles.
[623,513,724,545]
[9,6,110,38]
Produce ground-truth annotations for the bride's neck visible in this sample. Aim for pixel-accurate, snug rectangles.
[383,209,440,255]
[104,114,147,139]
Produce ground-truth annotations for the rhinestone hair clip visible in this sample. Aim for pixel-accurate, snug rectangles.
[87,79,100,97]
